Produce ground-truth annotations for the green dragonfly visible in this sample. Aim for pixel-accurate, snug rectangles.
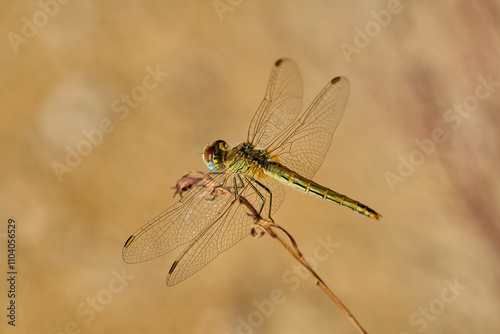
[123,58,381,286]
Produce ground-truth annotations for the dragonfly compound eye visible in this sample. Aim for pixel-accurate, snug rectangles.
[203,145,219,171]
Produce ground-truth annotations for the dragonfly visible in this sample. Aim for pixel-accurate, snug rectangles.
[122,58,381,286]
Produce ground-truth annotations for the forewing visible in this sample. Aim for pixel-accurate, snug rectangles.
[122,171,233,264]
[267,76,350,179]
[166,176,272,285]
[247,58,303,148]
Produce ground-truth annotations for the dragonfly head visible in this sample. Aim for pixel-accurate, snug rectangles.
[203,140,229,171]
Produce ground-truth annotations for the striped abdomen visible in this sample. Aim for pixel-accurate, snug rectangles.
[264,163,381,220]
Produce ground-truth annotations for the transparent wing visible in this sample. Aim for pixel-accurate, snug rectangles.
[122,171,233,264]
[247,58,303,148]
[166,177,272,286]
[266,76,350,179]
[123,169,281,285]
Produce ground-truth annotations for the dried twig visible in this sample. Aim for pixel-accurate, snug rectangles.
[174,172,368,334]
[239,196,368,334]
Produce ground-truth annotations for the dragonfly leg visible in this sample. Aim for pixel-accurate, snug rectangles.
[246,177,275,223]
[253,180,275,223]
[232,176,239,198]
[221,172,230,187]
[245,178,266,216]
[209,172,233,199]
[229,174,247,199]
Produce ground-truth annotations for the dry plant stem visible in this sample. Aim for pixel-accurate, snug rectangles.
[239,197,368,334]
[175,173,368,333]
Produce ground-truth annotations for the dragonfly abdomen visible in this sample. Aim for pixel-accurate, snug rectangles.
[265,163,380,220]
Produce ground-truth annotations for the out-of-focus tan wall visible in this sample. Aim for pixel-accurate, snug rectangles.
[1,1,499,333]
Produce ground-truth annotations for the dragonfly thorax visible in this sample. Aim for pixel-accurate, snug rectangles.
[226,142,272,177]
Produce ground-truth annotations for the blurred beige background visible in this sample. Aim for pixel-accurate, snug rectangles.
[1,1,499,333]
